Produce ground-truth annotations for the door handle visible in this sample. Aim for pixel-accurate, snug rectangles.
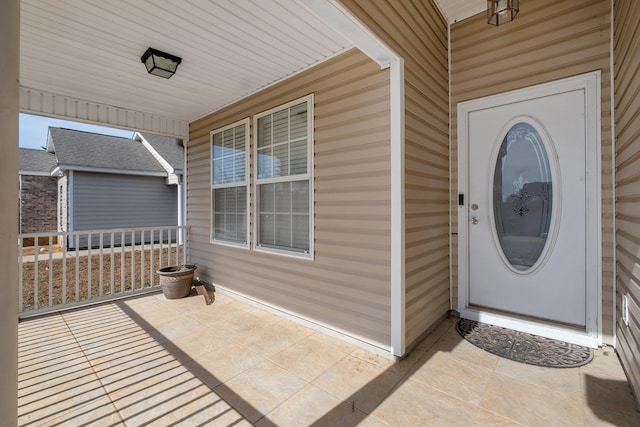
[471,217,479,224]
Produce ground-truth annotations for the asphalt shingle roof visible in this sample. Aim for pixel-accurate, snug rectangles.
[138,132,184,171]
[19,148,57,174]
[48,128,166,173]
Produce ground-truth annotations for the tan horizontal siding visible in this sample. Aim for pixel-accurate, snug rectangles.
[339,0,450,349]
[450,0,614,342]
[614,0,640,405]
[187,49,392,348]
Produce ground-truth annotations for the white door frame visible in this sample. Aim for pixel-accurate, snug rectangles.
[457,72,602,347]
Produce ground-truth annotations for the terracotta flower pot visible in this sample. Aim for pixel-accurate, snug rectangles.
[156,264,197,299]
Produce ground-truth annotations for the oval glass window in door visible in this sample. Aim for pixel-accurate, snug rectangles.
[493,122,553,271]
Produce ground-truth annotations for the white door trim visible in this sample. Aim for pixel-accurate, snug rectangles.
[457,72,602,348]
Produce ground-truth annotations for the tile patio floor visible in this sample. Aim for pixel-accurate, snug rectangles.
[18,290,640,426]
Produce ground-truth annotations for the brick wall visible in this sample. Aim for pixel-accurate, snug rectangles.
[19,175,58,233]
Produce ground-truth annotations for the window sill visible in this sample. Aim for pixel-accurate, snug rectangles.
[254,245,313,261]
[210,239,249,250]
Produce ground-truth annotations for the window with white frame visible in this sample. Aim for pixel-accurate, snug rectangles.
[255,95,313,256]
[210,119,249,245]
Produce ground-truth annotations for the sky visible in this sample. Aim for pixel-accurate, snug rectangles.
[19,113,134,150]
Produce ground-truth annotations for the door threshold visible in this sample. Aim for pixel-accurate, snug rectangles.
[460,307,599,348]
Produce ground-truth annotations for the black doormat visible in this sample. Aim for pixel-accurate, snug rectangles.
[456,318,593,368]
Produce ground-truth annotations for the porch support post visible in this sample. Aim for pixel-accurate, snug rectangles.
[390,58,406,357]
[301,0,406,356]
[0,0,20,424]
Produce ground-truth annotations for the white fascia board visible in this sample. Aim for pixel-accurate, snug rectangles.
[57,165,167,177]
[19,171,52,177]
[134,131,176,174]
[20,87,189,139]
[300,0,397,69]
[433,0,486,24]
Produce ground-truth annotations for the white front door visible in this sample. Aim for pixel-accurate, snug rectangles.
[458,73,601,347]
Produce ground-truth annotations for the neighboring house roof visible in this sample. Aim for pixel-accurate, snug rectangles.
[48,128,167,175]
[136,132,184,174]
[19,148,57,175]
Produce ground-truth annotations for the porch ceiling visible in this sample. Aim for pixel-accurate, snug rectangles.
[19,0,352,135]
[434,0,485,24]
[19,0,484,137]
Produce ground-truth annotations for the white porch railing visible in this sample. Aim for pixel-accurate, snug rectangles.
[19,225,188,317]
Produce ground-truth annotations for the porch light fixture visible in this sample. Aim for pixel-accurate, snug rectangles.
[487,0,519,26]
[141,47,182,79]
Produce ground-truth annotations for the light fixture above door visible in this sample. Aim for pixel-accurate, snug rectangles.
[487,0,519,26]
[141,48,182,79]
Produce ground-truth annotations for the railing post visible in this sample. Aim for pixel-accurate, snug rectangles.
[182,226,187,266]
[62,232,67,304]
[110,231,114,295]
[141,230,146,288]
[34,239,39,310]
[18,236,23,312]
[130,231,135,291]
[99,233,104,296]
[159,228,164,269]
[75,234,80,301]
[87,232,92,299]
[150,230,155,287]
[120,231,125,293]
[48,235,53,307]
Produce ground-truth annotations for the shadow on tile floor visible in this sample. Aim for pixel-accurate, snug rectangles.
[17,290,640,426]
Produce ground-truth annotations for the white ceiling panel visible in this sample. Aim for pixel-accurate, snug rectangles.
[20,0,487,133]
[20,0,352,125]
[434,0,486,24]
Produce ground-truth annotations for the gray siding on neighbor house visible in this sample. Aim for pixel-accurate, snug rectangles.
[72,172,177,232]
[614,0,640,406]
[340,0,450,349]
[188,49,393,349]
[450,0,614,343]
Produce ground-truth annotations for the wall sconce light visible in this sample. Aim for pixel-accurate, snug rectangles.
[487,0,519,26]
[141,48,182,79]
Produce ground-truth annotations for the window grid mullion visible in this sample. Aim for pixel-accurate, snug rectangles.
[221,190,226,240]
[271,184,276,246]
[255,175,309,185]
[212,181,246,190]
[287,108,291,177]
[231,127,236,183]
[270,115,274,179]
[222,129,227,183]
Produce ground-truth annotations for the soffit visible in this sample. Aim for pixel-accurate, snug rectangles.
[434,0,486,24]
[20,0,352,124]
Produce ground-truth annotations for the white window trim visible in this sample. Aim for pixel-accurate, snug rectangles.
[253,94,314,260]
[210,118,250,248]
